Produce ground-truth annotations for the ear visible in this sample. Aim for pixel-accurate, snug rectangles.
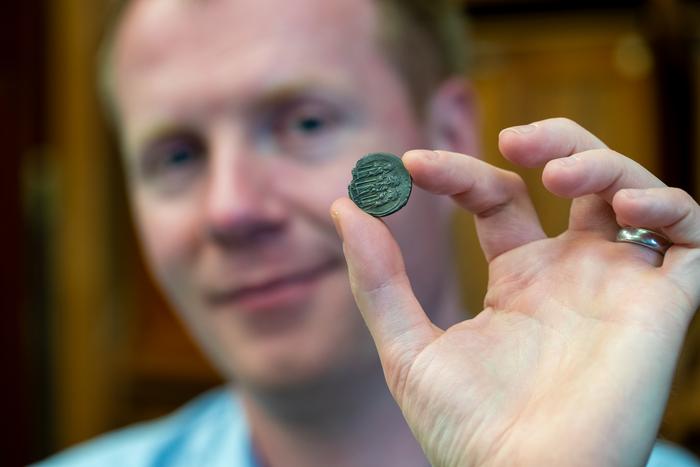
[425,77,480,159]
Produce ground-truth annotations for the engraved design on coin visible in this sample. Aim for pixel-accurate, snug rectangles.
[348,152,412,217]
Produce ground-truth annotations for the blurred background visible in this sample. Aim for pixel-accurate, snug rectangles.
[4,0,699,465]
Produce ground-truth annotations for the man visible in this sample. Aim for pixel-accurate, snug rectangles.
[42,0,700,465]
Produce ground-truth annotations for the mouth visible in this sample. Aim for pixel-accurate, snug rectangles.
[206,258,344,312]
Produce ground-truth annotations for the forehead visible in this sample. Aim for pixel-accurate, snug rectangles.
[116,0,379,63]
[113,0,389,126]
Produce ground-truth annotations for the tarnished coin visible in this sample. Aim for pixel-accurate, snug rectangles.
[348,152,412,217]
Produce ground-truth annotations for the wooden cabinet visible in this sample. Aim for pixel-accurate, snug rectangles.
[40,0,700,460]
[456,9,660,316]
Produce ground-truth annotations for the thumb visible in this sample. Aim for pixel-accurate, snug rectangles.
[331,198,439,397]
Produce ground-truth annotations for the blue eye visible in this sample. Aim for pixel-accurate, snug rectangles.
[264,99,344,163]
[139,135,205,193]
[166,146,197,166]
[148,139,203,173]
[296,117,324,133]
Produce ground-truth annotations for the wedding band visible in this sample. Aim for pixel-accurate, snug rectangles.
[615,227,672,255]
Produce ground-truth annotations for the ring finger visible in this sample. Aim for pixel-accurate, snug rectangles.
[542,148,666,234]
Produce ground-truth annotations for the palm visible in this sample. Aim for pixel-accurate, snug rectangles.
[333,119,700,466]
[405,233,685,466]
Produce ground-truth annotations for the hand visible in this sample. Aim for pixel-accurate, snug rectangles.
[330,118,700,467]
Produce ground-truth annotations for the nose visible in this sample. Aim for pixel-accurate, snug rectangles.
[204,151,287,248]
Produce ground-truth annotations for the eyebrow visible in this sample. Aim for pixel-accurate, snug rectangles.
[248,79,358,113]
[126,79,360,156]
[127,122,195,160]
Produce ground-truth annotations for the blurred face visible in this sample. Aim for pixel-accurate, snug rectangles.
[113,0,454,390]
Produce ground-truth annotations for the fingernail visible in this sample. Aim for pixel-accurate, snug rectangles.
[558,156,579,167]
[623,189,645,199]
[424,150,439,161]
[331,209,344,241]
[405,149,437,162]
[502,124,536,135]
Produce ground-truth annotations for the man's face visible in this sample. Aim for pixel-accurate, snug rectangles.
[113,0,454,390]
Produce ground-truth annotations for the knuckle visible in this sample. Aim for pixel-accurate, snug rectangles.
[669,187,697,205]
[500,170,528,196]
[552,116,576,127]
[472,170,527,218]
[584,148,619,163]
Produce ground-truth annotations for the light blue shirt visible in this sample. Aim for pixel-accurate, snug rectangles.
[38,387,699,466]
[38,388,257,467]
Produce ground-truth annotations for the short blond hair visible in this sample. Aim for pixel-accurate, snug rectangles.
[376,0,469,107]
[98,0,469,122]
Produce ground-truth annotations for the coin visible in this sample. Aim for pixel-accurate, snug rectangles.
[348,152,412,217]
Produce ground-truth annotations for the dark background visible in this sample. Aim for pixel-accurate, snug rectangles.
[3,1,699,465]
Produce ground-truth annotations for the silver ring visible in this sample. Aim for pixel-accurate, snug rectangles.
[615,227,672,255]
